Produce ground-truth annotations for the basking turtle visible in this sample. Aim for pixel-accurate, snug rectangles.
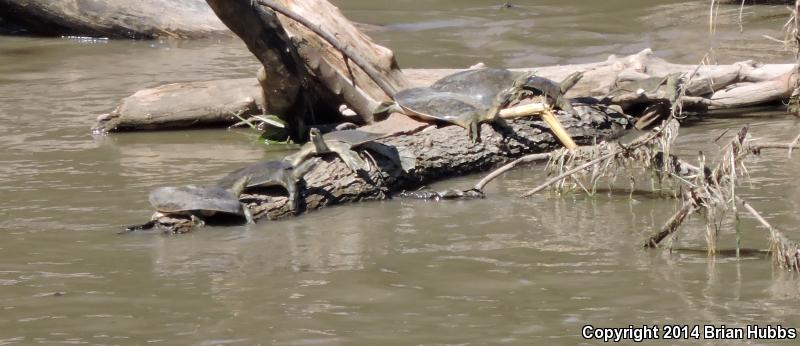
[217,160,312,212]
[603,73,683,129]
[378,68,583,141]
[284,128,404,173]
[513,71,584,115]
[148,176,253,225]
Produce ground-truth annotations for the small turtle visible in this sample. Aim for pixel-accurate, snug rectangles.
[148,176,253,226]
[284,128,400,173]
[603,73,683,129]
[217,160,313,212]
[378,68,583,141]
[514,71,584,115]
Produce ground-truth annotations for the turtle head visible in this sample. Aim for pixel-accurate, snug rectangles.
[229,175,251,197]
[309,128,330,153]
[373,101,401,118]
[515,71,536,85]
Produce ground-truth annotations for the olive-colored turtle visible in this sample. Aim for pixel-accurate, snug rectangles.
[284,128,403,173]
[603,73,683,129]
[513,72,584,115]
[148,176,253,224]
[378,68,583,141]
[217,159,312,212]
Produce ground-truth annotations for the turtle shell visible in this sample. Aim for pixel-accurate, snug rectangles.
[393,87,486,125]
[430,68,519,107]
[394,68,523,123]
[321,129,389,146]
[218,160,294,191]
[149,185,244,217]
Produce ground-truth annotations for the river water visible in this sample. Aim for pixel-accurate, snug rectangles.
[1,0,800,344]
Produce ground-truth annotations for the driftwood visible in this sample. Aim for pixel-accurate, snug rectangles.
[92,78,263,132]
[96,49,798,132]
[262,0,409,119]
[83,0,796,132]
[406,49,795,108]
[206,0,408,131]
[206,0,307,129]
[243,105,630,221]
[0,0,231,39]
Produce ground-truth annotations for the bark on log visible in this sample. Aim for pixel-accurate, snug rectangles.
[245,105,630,221]
[0,0,231,39]
[92,78,263,132]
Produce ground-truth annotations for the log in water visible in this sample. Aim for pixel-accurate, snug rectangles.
[0,0,232,38]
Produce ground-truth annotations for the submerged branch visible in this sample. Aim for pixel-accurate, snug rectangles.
[644,203,697,248]
[473,152,553,191]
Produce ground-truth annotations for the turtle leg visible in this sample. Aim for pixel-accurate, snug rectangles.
[241,204,254,224]
[360,142,416,172]
[468,119,481,143]
[555,96,576,116]
[329,142,368,172]
[286,179,299,213]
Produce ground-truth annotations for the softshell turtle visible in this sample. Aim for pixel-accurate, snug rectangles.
[284,128,398,173]
[217,159,312,212]
[378,68,583,141]
[148,176,253,224]
[603,73,683,129]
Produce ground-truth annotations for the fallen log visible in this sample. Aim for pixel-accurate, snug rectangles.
[244,104,629,221]
[405,49,794,104]
[92,78,263,132]
[95,49,798,132]
[0,0,232,39]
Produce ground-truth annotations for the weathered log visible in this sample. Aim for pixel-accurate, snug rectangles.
[0,0,231,39]
[405,49,794,102]
[207,0,410,130]
[709,71,796,108]
[245,105,630,221]
[92,78,263,132]
[265,0,410,100]
[206,0,307,127]
[98,49,798,132]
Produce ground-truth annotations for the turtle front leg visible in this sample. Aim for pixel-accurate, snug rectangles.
[468,119,481,143]
[242,204,255,224]
[329,142,369,172]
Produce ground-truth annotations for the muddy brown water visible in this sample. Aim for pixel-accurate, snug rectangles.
[2,0,800,344]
